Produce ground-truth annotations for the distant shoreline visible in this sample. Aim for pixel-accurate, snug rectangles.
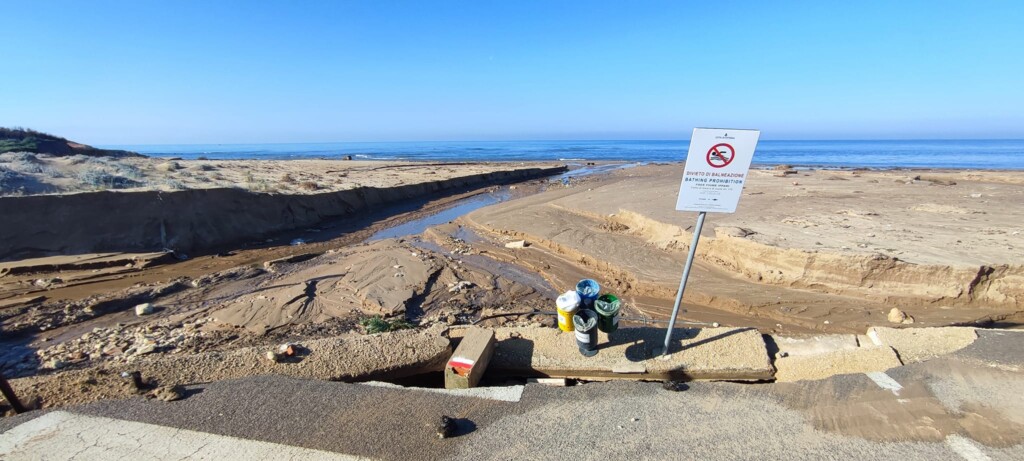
[97,139,1024,170]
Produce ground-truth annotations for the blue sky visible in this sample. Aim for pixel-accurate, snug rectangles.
[1,1,1022,144]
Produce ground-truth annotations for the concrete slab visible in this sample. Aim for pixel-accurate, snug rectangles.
[11,327,452,409]
[489,326,774,381]
[770,334,860,357]
[867,327,978,363]
[0,411,363,460]
[775,346,903,382]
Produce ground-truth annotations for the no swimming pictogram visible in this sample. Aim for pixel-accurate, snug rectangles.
[706,143,735,168]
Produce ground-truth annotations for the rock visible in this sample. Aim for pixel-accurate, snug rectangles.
[265,350,282,363]
[134,343,156,356]
[901,314,915,325]
[342,155,353,160]
[887,308,907,324]
[135,303,155,316]
[504,240,528,249]
[436,415,456,439]
[152,385,185,402]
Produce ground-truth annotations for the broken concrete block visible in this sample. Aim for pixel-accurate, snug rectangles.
[774,346,903,382]
[771,334,859,358]
[866,327,978,363]
[445,327,495,389]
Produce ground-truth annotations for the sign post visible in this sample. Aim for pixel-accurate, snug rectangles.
[660,128,760,356]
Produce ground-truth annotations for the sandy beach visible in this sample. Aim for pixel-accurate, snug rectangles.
[2,160,1022,410]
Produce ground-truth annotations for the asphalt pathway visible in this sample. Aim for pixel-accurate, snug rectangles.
[2,330,1022,460]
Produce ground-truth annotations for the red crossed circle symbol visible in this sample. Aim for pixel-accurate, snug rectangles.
[706,143,735,168]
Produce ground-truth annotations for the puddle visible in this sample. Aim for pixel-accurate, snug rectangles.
[366,163,645,243]
[366,188,512,242]
[552,162,648,182]
[412,236,559,300]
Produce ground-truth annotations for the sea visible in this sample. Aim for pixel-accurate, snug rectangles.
[101,139,1024,170]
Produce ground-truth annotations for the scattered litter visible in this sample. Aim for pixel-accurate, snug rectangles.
[121,371,147,391]
[436,415,456,439]
[278,343,299,357]
[504,240,528,249]
[448,281,474,293]
[662,380,689,392]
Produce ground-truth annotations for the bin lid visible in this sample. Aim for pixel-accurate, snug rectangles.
[576,279,600,298]
[556,291,581,311]
[573,309,598,330]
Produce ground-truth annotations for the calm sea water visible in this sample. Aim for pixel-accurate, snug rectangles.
[102,140,1024,170]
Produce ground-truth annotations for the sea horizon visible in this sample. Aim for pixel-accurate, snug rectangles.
[99,139,1024,170]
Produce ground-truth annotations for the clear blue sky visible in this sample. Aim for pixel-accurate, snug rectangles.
[2,1,1022,144]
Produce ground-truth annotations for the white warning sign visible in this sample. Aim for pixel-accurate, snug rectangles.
[675,128,760,213]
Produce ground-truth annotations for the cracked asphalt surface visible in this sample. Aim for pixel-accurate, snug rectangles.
[2,330,1023,460]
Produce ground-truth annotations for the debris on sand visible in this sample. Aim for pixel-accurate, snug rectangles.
[448,281,474,294]
[121,371,148,392]
[152,385,185,402]
[279,343,299,357]
[887,308,914,324]
[504,240,528,249]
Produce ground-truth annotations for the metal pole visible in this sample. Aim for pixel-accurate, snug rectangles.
[661,211,707,356]
[0,372,26,414]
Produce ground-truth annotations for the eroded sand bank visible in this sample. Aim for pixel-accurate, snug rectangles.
[463,164,1024,332]
[0,160,565,260]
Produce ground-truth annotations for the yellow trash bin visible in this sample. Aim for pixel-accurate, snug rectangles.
[556,291,581,332]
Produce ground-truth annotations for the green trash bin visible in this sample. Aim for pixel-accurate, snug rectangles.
[594,294,621,333]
